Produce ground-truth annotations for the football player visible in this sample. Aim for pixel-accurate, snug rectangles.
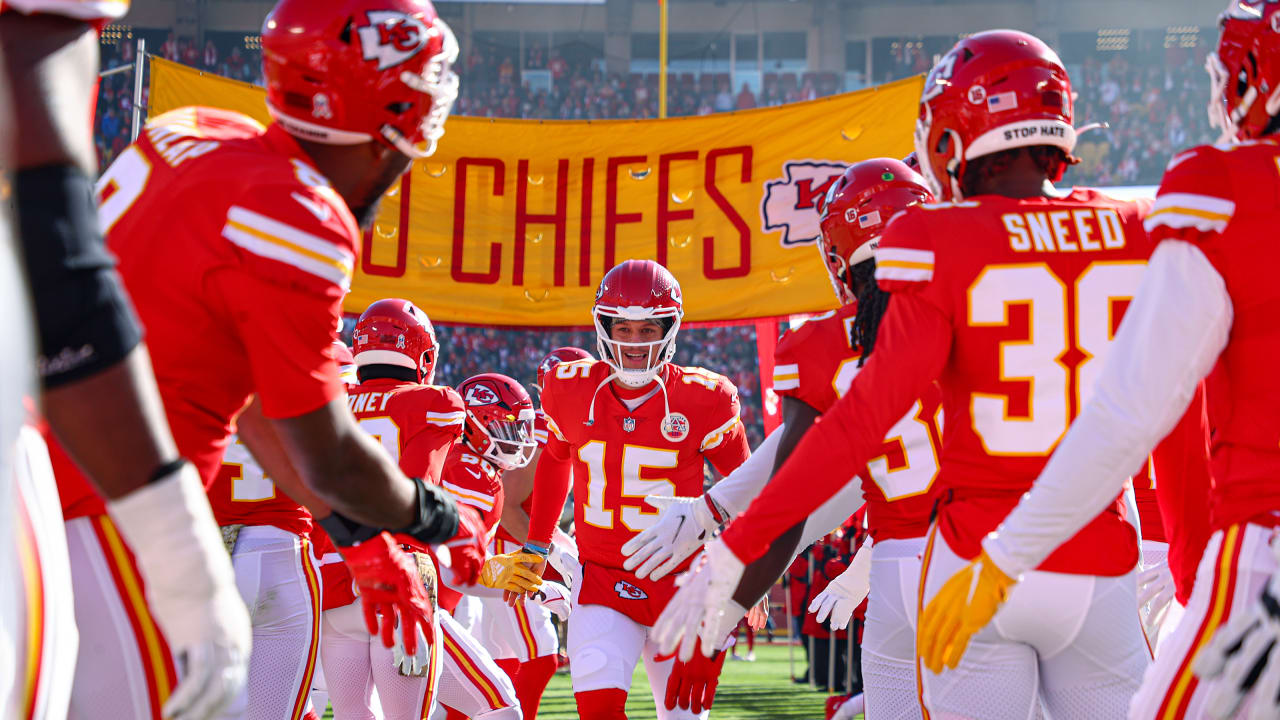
[48,1,470,718]
[926,4,1280,718]
[485,260,751,719]
[623,159,942,718]
[195,337,356,720]
[1,0,247,716]
[478,349,590,720]
[316,298,492,720]
[428,372,541,720]
[655,31,1202,719]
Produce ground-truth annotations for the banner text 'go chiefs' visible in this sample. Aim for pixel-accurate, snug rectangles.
[149,58,923,325]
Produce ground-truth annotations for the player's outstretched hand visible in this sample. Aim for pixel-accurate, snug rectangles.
[392,622,434,677]
[480,550,546,599]
[664,647,728,714]
[528,580,572,621]
[917,548,1015,674]
[343,532,436,654]
[810,539,873,630]
[653,539,747,662]
[1137,559,1175,643]
[548,536,582,592]
[106,463,250,720]
[1196,538,1280,720]
[621,495,721,580]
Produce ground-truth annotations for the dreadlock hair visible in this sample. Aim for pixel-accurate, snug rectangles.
[960,145,1073,198]
[850,259,890,367]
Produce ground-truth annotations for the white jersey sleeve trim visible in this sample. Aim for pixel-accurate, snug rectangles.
[985,241,1232,577]
[222,205,354,289]
[700,414,743,452]
[442,481,496,512]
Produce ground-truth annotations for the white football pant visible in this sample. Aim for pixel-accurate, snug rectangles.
[920,529,1147,719]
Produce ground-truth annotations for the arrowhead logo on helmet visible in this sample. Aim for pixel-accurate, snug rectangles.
[464,383,501,407]
[357,10,433,71]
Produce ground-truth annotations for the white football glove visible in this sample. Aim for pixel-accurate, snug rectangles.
[1195,536,1280,720]
[392,621,433,677]
[621,495,722,580]
[528,580,572,621]
[548,533,582,592]
[1137,560,1175,643]
[107,464,251,720]
[809,539,873,630]
[652,539,747,661]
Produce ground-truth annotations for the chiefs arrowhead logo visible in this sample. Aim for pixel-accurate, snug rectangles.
[760,160,849,247]
[357,10,432,71]
[464,383,501,406]
[614,580,648,600]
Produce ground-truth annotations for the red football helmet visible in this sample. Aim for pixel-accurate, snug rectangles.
[1207,1,1280,142]
[352,298,438,383]
[332,340,358,386]
[457,373,536,471]
[593,260,684,388]
[261,0,458,158]
[818,159,934,305]
[535,346,594,389]
[914,30,1075,201]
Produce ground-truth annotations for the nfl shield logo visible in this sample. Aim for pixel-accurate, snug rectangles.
[622,417,636,433]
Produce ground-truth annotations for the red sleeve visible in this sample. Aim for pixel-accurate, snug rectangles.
[441,457,504,532]
[1152,382,1212,605]
[701,377,750,476]
[771,315,836,411]
[215,269,344,419]
[720,292,952,563]
[401,427,457,484]
[401,388,465,481]
[526,431,572,548]
[1143,146,1234,249]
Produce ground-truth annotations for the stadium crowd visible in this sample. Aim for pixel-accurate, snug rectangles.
[95,29,1212,188]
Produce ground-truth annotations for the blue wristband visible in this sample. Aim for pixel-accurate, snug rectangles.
[523,541,551,557]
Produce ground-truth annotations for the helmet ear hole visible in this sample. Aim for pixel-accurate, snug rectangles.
[387,102,413,115]
[339,18,353,44]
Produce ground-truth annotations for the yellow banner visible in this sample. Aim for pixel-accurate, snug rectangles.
[149,57,923,325]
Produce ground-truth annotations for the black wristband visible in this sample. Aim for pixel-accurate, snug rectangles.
[146,457,190,484]
[394,477,459,546]
[316,478,459,548]
[316,512,381,548]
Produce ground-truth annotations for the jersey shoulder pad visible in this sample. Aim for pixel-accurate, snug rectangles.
[1144,144,1235,243]
[875,204,939,292]
[218,150,359,297]
[773,306,854,396]
[418,385,466,432]
[672,364,736,399]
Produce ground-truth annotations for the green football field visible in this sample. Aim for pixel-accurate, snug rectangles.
[536,643,843,719]
[322,643,859,718]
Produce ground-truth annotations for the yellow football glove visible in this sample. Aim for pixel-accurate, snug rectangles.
[479,551,546,595]
[917,548,1016,674]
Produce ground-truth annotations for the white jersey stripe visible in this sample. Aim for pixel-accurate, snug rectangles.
[227,205,353,264]
[1150,192,1235,219]
[773,378,801,391]
[700,414,742,452]
[222,224,351,289]
[875,265,933,283]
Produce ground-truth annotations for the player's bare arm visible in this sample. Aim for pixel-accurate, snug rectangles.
[731,396,820,606]
[234,394,331,516]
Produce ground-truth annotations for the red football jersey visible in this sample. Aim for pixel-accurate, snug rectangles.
[56,107,358,520]
[435,445,504,611]
[318,377,465,610]
[772,303,943,542]
[1144,140,1280,561]
[208,434,312,536]
[541,359,749,571]
[724,189,1159,577]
